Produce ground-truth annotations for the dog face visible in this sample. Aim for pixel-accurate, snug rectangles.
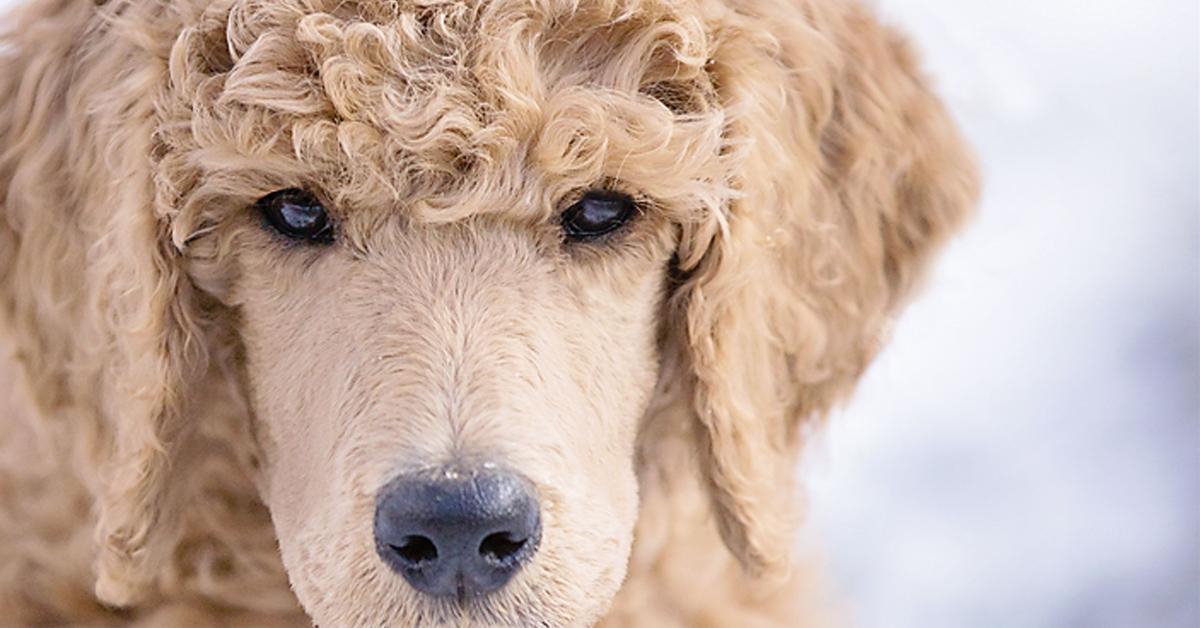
[0,0,977,623]
[169,1,727,623]
[234,202,674,624]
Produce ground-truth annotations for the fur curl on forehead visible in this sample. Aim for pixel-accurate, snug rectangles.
[164,0,731,235]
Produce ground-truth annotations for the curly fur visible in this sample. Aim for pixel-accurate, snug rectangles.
[0,0,977,624]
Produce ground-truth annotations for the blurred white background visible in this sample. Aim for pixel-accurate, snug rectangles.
[804,1,1199,627]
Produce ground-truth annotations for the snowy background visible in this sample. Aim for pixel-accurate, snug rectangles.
[1,0,1196,627]
[804,1,1199,627]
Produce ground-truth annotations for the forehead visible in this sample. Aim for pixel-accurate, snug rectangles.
[160,0,728,225]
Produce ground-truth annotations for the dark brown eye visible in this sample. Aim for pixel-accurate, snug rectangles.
[560,191,637,240]
[255,188,334,243]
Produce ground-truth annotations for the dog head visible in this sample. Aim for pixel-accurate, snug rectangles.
[0,0,976,624]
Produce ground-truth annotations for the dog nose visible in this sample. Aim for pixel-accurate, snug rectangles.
[373,465,541,599]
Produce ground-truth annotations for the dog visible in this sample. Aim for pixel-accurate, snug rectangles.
[0,0,977,624]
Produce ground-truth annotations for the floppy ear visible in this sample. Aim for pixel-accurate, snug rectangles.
[0,1,209,606]
[88,165,212,605]
[673,2,979,578]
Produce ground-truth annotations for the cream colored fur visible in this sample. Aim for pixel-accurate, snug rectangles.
[0,0,977,624]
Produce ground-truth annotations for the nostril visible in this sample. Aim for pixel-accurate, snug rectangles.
[391,535,438,566]
[479,531,527,565]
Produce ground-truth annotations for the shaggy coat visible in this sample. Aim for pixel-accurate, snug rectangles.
[0,0,977,625]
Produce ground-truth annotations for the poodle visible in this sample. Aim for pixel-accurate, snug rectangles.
[0,0,977,624]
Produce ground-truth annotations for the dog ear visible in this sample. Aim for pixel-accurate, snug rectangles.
[87,195,212,606]
[0,2,210,606]
[673,3,979,579]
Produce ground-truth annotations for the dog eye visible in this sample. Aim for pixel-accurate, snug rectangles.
[560,191,637,240]
[255,188,334,243]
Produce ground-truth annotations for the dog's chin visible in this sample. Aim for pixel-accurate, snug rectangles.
[408,595,601,627]
[299,589,606,628]
[289,557,618,628]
